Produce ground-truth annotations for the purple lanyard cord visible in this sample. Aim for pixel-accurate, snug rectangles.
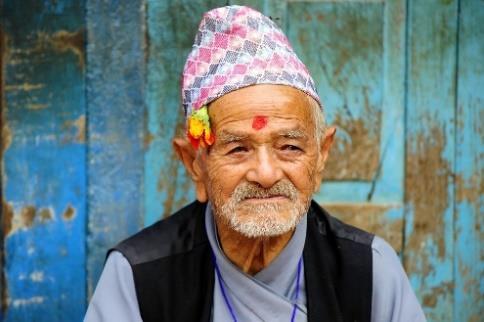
[212,253,303,322]
[290,257,303,322]
[213,258,239,322]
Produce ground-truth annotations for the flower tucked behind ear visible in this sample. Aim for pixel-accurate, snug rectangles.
[187,105,215,149]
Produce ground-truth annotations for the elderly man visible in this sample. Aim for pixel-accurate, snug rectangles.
[85,5,425,322]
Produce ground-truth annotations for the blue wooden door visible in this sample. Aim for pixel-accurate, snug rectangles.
[404,1,482,320]
[1,0,482,321]
[1,1,87,320]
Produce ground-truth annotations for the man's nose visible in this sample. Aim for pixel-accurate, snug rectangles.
[246,147,283,188]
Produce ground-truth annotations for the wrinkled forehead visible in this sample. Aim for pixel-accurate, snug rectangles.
[208,84,317,131]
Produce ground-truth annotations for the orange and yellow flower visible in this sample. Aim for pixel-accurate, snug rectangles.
[187,105,215,149]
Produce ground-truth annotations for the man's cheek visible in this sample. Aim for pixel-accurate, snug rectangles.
[290,166,318,193]
[207,166,237,193]
[206,163,225,182]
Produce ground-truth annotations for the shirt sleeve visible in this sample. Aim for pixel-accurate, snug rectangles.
[84,251,143,322]
[371,236,427,322]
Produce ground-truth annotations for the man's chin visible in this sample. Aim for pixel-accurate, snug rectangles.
[216,197,309,238]
[228,209,302,238]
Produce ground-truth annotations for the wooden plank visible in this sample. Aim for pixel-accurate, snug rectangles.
[144,0,226,226]
[284,0,406,260]
[454,0,484,320]
[404,0,458,320]
[286,1,385,181]
[370,0,406,204]
[86,0,145,297]
[1,1,87,320]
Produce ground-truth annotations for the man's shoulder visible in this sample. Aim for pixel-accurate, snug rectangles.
[111,201,208,266]
[309,200,374,246]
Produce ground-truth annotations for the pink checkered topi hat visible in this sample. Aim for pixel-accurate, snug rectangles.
[182,5,321,117]
[181,5,321,149]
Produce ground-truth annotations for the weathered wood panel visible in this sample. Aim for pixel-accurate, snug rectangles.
[1,0,87,320]
[86,0,146,296]
[454,0,483,320]
[286,0,406,205]
[288,1,384,181]
[404,0,458,320]
[284,0,406,252]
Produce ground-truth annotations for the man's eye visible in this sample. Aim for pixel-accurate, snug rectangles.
[227,146,247,154]
[281,145,302,151]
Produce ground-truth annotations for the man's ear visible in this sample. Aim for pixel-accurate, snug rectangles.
[314,126,336,191]
[173,137,208,202]
[318,126,336,168]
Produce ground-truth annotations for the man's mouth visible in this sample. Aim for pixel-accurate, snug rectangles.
[242,195,289,202]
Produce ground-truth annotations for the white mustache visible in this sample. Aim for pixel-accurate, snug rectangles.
[231,180,298,202]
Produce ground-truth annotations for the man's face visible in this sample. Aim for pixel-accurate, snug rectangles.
[198,84,326,238]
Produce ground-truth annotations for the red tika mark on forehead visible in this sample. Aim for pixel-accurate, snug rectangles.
[252,116,268,130]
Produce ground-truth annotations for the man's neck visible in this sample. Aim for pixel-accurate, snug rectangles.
[215,218,294,275]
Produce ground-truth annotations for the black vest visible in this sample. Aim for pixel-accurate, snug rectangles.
[112,201,374,322]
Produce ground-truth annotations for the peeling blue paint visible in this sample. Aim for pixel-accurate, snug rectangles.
[2,0,86,320]
[453,0,484,320]
[85,0,146,297]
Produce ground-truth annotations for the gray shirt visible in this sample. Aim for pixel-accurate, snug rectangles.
[207,206,308,321]
[85,207,426,322]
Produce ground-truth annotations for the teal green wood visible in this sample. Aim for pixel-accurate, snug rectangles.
[283,0,406,251]
[454,0,484,320]
[286,0,405,205]
[287,1,385,182]
[1,0,87,320]
[404,0,458,320]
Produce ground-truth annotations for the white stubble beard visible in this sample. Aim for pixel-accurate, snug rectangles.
[213,180,311,238]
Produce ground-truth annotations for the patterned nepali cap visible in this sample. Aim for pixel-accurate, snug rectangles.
[182,5,321,149]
